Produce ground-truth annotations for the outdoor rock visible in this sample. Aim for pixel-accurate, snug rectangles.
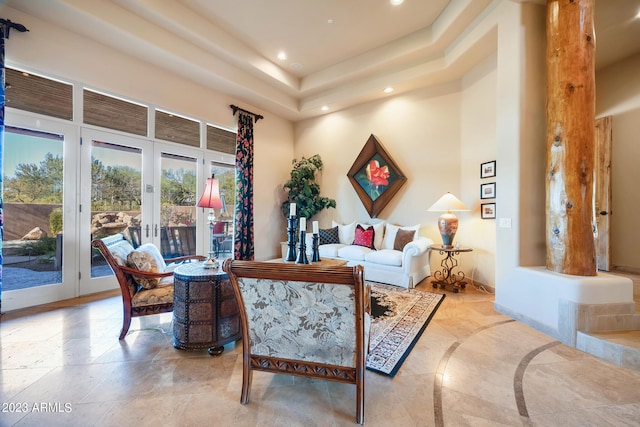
[22,227,47,240]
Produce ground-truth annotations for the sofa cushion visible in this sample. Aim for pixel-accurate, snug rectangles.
[394,229,416,251]
[382,224,420,250]
[364,249,403,267]
[332,221,356,245]
[126,243,167,289]
[357,221,385,250]
[319,226,340,245]
[338,244,372,261]
[352,224,376,249]
[319,243,345,258]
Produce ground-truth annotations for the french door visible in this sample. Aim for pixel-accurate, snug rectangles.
[3,117,231,308]
[78,129,207,294]
[2,113,79,311]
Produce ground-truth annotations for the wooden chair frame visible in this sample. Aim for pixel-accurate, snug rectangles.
[223,259,368,424]
[92,236,205,339]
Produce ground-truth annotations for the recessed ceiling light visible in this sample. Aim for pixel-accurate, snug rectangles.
[321,106,329,111]
[390,0,404,5]
[384,87,394,93]
[277,51,287,60]
[327,18,334,24]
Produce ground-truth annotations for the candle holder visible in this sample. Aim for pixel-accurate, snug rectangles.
[311,233,321,262]
[296,230,309,264]
[285,215,297,261]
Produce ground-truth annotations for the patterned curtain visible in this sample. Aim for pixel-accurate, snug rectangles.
[233,112,254,260]
[0,31,5,309]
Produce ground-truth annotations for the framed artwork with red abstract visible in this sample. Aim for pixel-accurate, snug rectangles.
[347,134,407,218]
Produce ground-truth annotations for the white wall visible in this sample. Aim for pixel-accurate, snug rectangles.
[596,53,640,272]
[2,6,295,261]
[294,83,462,241]
[459,54,498,288]
[294,83,462,270]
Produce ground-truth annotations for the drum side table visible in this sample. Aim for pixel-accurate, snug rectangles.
[173,263,241,355]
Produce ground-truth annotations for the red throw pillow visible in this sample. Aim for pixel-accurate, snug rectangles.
[352,224,375,249]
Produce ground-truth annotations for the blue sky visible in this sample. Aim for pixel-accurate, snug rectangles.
[3,131,63,178]
[4,130,206,180]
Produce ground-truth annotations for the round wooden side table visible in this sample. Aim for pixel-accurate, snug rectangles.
[172,263,241,355]
[431,244,473,293]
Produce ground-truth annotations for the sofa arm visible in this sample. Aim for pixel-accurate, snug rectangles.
[402,237,433,273]
[403,237,431,257]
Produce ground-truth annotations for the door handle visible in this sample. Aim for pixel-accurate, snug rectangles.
[599,211,608,216]
[154,224,158,237]
[145,224,150,238]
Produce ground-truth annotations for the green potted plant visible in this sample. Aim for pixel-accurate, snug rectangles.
[280,155,336,258]
[281,154,336,221]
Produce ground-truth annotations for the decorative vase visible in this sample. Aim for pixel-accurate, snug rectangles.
[437,213,459,248]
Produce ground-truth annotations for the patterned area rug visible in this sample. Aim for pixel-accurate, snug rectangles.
[366,283,445,377]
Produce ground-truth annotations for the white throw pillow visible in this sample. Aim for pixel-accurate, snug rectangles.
[332,221,356,245]
[382,224,420,250]
[356,221,385,250]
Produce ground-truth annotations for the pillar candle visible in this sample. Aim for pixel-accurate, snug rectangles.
[312,221,319,234]
[300,217,306,231]
[289,203,296,217]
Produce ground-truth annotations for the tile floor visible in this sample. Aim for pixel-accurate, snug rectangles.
[1,275,639,426]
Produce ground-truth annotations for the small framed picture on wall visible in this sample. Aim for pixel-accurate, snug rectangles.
[481,203,496,219]
[480,160,496,178]
[480,182,496,199]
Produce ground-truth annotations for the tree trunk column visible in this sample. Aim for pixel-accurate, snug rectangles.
[546,0,596,276]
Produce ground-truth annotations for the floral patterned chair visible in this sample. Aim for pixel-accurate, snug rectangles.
[222,259,370,425]
[92,233,205,339]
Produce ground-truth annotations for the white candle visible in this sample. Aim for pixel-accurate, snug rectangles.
[289,203,296,217]
[312,221,319,234]
[299,217,306,231]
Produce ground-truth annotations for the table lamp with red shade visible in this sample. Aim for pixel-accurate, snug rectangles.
[197,175,223,268]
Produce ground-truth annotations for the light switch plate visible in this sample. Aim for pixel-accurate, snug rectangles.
[499,218,512,228]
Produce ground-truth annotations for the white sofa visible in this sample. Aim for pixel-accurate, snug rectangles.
[305,221,433,289]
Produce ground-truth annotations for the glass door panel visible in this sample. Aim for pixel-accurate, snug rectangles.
[90,141,143,277]
[208,161,235,262]
[159,152,197,257]
[2,113,78,311]
[3,127,64,287]
[79,128,152,295]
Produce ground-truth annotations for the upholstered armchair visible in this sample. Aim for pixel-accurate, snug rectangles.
[223,259,370,424]
[92,233,205,339]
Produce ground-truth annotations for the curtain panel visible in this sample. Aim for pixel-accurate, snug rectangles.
[233,112,255,260]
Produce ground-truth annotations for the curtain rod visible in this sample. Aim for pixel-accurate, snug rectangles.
[230,104,264,123]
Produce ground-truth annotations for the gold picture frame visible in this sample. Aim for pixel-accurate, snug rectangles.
[347,134,407,218]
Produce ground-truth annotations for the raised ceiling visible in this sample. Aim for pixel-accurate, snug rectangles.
[3,0,640,122]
